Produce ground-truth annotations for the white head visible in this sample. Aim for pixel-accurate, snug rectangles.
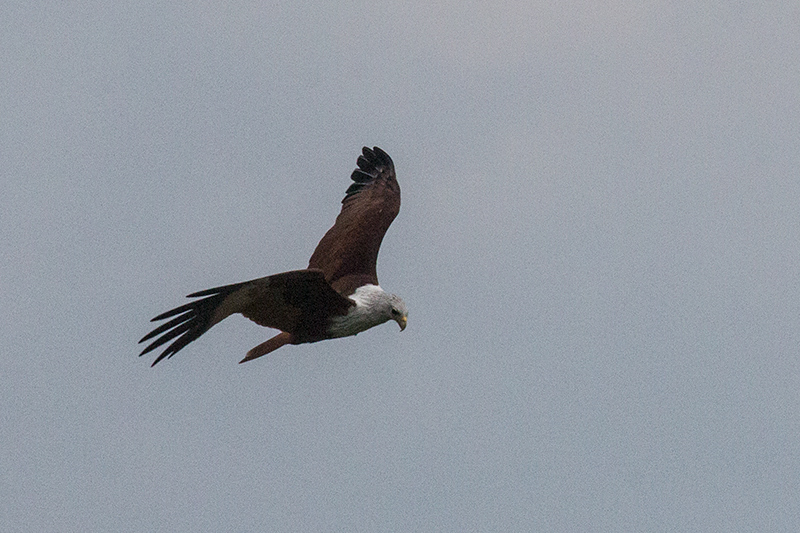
[384,292,408,331]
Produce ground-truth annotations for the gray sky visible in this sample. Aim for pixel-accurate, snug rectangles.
[3,2,799,531]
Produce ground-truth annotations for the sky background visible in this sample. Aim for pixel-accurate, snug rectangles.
[2,2,799,531]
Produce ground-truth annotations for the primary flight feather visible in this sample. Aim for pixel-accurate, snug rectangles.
[139,146,407,366]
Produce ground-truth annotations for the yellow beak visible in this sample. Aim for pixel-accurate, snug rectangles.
[398,315,407,331]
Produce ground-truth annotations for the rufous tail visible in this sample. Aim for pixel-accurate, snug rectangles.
[240,332,293,363]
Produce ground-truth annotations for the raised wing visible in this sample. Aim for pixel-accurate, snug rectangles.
[139,269,353,366]
[308,146,401,295]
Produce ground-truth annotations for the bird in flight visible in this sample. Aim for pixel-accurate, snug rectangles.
[139,146,407,366]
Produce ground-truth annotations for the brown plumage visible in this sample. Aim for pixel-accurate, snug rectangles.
[308,147,400,295]
[139,146,406,366]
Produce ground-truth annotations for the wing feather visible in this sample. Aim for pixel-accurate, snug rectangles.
[139,269,352,365]
[308,146,400,294]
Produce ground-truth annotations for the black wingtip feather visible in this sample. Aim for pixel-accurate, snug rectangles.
[139,311,192,344]
[139,283,245,366]
[351,169,374,183]
[342,146,395,203]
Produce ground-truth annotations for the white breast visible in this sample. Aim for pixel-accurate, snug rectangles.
[327,285,392,338]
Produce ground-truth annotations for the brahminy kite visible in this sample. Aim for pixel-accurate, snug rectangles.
[139,146,407,366]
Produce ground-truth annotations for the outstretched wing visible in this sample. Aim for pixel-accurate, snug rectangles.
[139,269,353,366]
[308,146,401,295]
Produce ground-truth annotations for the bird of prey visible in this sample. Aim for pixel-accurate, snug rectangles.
[139,146,407,366]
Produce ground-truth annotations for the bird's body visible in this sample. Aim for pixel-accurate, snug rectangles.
[139,147,407,366]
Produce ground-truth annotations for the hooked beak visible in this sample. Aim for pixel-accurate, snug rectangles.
[397,315,407,331]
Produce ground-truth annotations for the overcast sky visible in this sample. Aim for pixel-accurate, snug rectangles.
[3,2,799,531]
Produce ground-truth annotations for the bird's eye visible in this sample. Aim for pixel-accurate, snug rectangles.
[391,309,399,316]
